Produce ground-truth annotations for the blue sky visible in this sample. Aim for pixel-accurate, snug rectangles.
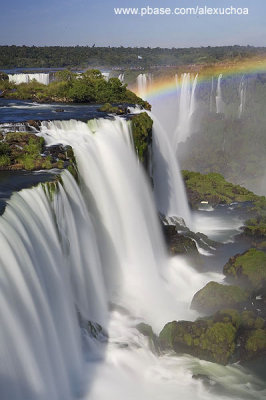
[0,0,265,47]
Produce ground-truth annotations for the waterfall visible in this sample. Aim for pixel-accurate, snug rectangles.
[216,74,225,114]
[210,77,215,112]
[1,117,184,399]
[238,76,246,118]
[0,176,84,400]
[175,73,198,145]
[150,113,192,227]
[39,118,179,326]
[136,73,152,100]
[118,73,124,83]
[8,73,50,85]
[1,115,263,400]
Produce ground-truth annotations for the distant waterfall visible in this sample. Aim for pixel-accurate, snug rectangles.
[216,74,225,114]
[101,72,110,81]
[175,73,198,145]
[8,73,50,85]
[238,76,246,118]
[210,77,215,112]
[136,73,153,100]
[118,73,124,83]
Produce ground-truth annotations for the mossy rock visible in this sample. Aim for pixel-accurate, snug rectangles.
[98,103,128,115]
[159,317,237,365]
[240,328,266,361]
[191,281,250,314]
[182,170,258,209]
[223,249,266,290]
[130,112,153,165]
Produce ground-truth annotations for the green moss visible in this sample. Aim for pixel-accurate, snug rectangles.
[223,249,266,289]
[99,103,120,113]
[182,170,260,208]
[245,329,266,353]
[0,154,11,166]
[191,281,250,314]
[159,318,237,365]
[56,160,64,169]
[131,112,153,163]
[159,321,178,350]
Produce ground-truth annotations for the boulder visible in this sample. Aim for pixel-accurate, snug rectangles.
[162,225,198,255]
[159,309,266,365]
[191,281,250,314]
[223,249,266,291]
[159,316,237,365]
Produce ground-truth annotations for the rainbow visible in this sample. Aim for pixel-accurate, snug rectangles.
[133,57,266,101]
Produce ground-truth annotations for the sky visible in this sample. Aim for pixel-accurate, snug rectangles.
[0,0,265,48]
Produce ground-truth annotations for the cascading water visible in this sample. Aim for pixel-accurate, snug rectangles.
[175,73,198,146]
[210,76,215,112]
[135,74,193,226]
[150,113,192,226]
[238,75,246,118]
[118,73,124,83]
[8,73,50,85]
[216,74,225,114]
[137,73,153,100]
[1,116,265,400]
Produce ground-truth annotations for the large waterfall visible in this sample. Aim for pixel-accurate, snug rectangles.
[175,73,198,146]
[8,73,50,85]
[1,116,265,400]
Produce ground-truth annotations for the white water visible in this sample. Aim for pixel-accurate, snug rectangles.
[118,73,124,83]
[238,76,246,118]
[1,117,265,400]
[210,76,215,112]
[8,73,50,85]
[150,114,192,226]
[135,74,192,225]
[137,73,153,100]
[175,73,198,146]
[216,74,225,114]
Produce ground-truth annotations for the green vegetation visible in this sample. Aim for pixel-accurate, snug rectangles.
[0,69,150,108]
[159,317,237,365]
[0,45,266,69]
[159,309,266,365]
[182,170,266,240]
[0,131,72,171]
[178,73,266,196]
[191,281,250,314]
[98,103,132,114]
[223,249,266,290]
[130,112,153,163]
[182,170,260,208]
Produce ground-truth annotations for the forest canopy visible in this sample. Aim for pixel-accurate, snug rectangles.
[1,45,266,69]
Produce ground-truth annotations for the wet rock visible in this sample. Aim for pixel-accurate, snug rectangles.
[191,281,250,315]
[159,317,237,365]
[223,249,266,291]
[162,225,198,255]
[136,322,160,354]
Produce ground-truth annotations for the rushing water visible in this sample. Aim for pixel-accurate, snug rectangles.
[175,73,198,146]
[0,115,265,399]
